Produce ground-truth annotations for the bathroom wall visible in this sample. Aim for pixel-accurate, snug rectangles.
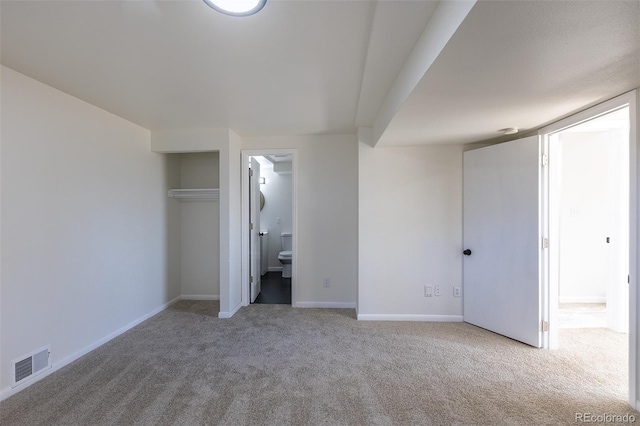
[258,160,293,271]
[178,152,220,299]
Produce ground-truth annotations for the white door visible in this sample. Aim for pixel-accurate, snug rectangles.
[463,136,543,347]
[250,158,261,303]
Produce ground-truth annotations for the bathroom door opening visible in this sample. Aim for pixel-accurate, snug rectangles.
[542,92,635,406]
[241,150,297,306]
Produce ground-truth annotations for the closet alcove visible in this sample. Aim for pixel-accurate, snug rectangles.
[167,152,220,300]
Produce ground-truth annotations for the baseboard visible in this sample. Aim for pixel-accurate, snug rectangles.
[268,266,284,272]
[0,295,182,402]
[357,314,464,322]
[181,295,220,301]
[558,297,606,304]
[218,301,243,319]
[293,301,356,309]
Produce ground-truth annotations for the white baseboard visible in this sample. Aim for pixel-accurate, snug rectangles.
[268,266,284,272]
[181,295,220,301]
[294,301,356,309]
[0,295,182,402]
[218,301,243,319]
[357,314,464,322]
[558,297,606,304]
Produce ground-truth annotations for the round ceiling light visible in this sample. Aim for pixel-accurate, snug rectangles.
[203,0,267,16]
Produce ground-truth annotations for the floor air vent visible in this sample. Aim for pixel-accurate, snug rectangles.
[11,346,51,387]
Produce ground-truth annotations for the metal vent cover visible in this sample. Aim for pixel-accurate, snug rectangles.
[11,346,51,387]
[14,358,32,383]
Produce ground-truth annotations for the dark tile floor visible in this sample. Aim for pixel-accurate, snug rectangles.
[254,271,291,304]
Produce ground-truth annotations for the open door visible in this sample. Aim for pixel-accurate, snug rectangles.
[463,136,543,347]
[249,158,261,303]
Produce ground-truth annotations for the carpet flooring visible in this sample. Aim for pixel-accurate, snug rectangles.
[0,301,635,425]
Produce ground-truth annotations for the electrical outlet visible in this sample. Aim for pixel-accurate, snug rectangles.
[454,287,461,297]
[323,278,331,288]
[424,286,433,297]
[434,285,441,296]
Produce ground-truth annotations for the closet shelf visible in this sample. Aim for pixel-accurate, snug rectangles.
[168,188,220,200]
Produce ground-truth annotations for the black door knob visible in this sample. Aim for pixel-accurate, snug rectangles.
[463,249,472,256]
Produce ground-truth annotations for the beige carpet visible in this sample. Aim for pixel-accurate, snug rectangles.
[0,301,635,425]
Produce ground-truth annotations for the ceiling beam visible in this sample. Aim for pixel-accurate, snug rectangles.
[368,0,476,148]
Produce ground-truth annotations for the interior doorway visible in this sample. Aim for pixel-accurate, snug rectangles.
[542,91,636,406]
[241,150,297,306]
[553,107,630,334]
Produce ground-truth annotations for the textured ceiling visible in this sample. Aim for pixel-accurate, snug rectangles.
[0,0,431,136]
[1,1,639,146]
[1,1,375,135]
[377,0,640,146]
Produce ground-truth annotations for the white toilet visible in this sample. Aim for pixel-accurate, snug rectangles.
[278,232,292,278]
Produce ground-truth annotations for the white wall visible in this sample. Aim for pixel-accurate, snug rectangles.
[358,143,463,319]
[242,135,358,306]
[180,152,219,189]
[558,132,616,303]
[258,162,293,270]
[0,66,181,395]
[178,153,220,298]
[227,131,243,313]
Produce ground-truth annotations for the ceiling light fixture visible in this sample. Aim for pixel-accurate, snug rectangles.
[203,0,267,16]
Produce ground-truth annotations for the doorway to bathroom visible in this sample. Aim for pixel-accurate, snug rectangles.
[241,150,297,306]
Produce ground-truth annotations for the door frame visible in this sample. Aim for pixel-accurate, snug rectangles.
[539,90,637,408]
[241,149,298,306]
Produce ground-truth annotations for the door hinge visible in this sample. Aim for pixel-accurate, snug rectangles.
[541,154,548,166]
[250,223,254,230]
[542,237,549,249]
[541,321,549,332]
[250,276,254,283]
[249,169,254,177]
